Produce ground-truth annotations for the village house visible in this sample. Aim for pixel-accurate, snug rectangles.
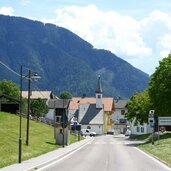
[111,99,152,135]
[129,118,153,135]
[68,76,115,135]
[47,98,70,123]
[22,91,58,122]
[111,99,128,134]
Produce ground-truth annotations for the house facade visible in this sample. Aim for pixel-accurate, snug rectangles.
[111,100,128,134]
[47,99,70,122]
[129,120,152,135]
[111,99,152,135]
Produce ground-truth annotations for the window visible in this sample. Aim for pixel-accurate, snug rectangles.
[136,127,140,132]
[55,116,61,123]
[87,126,91,129]
[60,129,63,134]
[121,110,125,115]
[120,119,126,124]
[97,95,101,99]
[141,127,144,133]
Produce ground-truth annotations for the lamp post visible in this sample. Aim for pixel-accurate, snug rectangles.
[26,70,40,146]
[0,62,40,162]
[18,65,23,163]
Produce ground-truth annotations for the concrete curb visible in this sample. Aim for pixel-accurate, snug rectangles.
[27,138,93,171]
[0,137,93,171]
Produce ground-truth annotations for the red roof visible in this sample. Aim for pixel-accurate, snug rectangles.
[69,97,114,112]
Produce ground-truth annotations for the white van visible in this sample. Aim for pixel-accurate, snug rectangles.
[81,129,96,137]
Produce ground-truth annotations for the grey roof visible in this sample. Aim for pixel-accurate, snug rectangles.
[114,100,128,109]
[48,99,70,109]
[79,104,103,125]
[96,75,102,93]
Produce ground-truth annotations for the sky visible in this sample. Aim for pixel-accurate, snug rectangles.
[0,0,171,75]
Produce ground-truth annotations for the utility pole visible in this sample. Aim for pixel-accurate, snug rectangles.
[26,69,31,146]
[18,65,22,163]
[149,110,155,145]
[62,99,65,148]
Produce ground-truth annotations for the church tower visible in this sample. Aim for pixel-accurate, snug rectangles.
[96,75,103,109]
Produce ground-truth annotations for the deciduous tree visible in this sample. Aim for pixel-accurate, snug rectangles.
[0,79,19,98]
[149,54,171,116]
[125,90,152,125]
[59,91,72,99]
[30,98,48,120]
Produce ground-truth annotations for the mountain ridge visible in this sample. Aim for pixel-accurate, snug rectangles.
[0,14,149,98]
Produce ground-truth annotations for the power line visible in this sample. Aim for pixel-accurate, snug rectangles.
[0,60,21,77]
[0,60,33,80]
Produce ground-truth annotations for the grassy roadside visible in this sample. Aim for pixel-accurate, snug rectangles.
[131,133,171,166]
[0,112,82,168]
[129,133,151,141]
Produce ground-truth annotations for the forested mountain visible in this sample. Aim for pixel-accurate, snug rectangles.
[0,15,149,98]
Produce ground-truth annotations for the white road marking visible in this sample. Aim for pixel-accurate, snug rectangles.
[36,139,94,171]
[94,141,123,145]
[36,137,171,171]
[135,147,171,171]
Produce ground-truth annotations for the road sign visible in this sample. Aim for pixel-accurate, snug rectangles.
[148,118,155,128]
[159,117,171,126]
[73,121,78,126]
[150,124,154,128]
[149,110,155,118]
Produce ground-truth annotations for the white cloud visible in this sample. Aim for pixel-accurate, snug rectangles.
[42,5,171,74]
[0,7,14,16]
[21,0,31,6]
[141,10,171,29]
[159,34,171,49]
[44,5,151,57]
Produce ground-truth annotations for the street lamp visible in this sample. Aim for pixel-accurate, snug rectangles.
[26,69,40,146]
[18,66,40,163]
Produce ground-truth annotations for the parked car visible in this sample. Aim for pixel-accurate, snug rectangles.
[81,129,96,137]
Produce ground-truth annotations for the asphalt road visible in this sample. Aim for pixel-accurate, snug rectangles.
[40,135,171,171]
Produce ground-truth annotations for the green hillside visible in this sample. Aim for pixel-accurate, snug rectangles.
[0,14,149,98]
[0,112,76,168]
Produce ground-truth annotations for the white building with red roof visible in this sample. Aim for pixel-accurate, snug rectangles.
[68,76,115,135]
